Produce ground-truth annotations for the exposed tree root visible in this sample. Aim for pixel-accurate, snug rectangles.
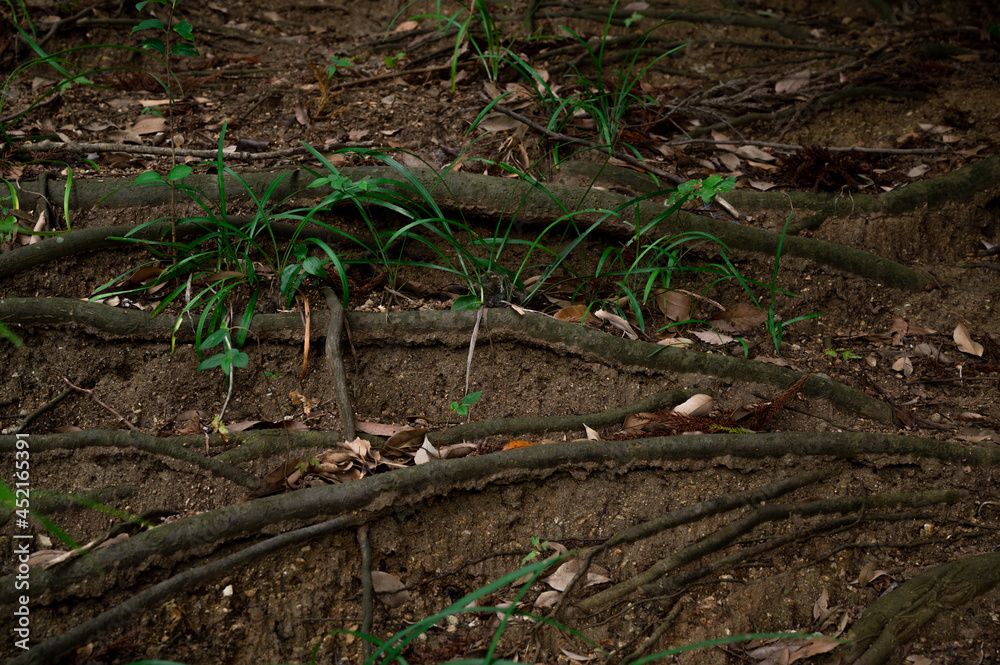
[0,299,900,425]
[9,167,935,289]
[579,490,964,612]
[323,286,355,441]
[7,513,363,665]
[3,432,997,608]
[0,429,258,488]
[533,6,813,40]
[823,552,1000,665]
[0,386,693,477]
[0,219,376,281]
[551,469,834,619]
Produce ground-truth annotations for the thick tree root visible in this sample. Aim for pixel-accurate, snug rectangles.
[823,551,1000,665]
[580,490,964,612]
[0,429,258,488]
[2,431,997,608]
[6,513,362,665]
[9,167,934,289]
[0,387,695,468]
[0,298,899,425]
[552,469,833,618]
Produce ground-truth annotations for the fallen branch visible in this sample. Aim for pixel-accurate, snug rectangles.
[62,377,139,432]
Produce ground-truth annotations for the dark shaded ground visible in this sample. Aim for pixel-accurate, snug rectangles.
[2,0,1000,663]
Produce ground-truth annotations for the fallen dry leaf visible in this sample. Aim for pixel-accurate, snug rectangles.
[774,68,811,94]
[672,394,714,417]
[593,309,638,340]
[710,303,766,332]
[953,322,983,357]
[692,329,734,345]
[544,560,611,591]
[654,289,691,321]
[554,304,596,324]
[372,571,409,607]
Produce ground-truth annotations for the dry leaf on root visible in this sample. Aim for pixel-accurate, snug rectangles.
[554,304,596,324]
[308,438,380,482]
[382,428,427,459]
[672,394,714,417]
[593,309,638,339]
[372,571,409,607]
[544,560,611,591]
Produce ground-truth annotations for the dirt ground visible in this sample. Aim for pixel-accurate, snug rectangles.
[3,0,1000,663]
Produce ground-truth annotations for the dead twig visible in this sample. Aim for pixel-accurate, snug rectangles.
[323,287,356,440]
[13,387,72,434]
[61,377,140,432]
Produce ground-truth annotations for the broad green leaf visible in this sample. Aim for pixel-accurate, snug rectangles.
[280,264,300,295]
[132,18,164,32]
[139,37,165,54]
[134,171,164,185]
[170,42,199,57]
[451,294,481,310]
[302,256,326,276]
[167,164,192,181]
[173,21,194,39]
[197,353,226,370]
[229,351,249,369]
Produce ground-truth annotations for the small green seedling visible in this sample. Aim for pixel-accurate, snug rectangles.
[521,535,554,564]
[197,328,249,375]
[384,52,406,68]
[450,391,482,417]
[132,0,199,58]
[623,11,644,27]
[296,457,320,474]
[326,56,353,78]
[664,174,736,209]
[210,414,229,436]
[824,347,860,360]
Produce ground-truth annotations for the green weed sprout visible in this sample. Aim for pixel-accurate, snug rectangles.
[383,52,406,68]
[197,326,249,376]
[0,479,81,551]
[450,390,482,417]
[398,0,513,89]
[0,322,23,348]
[0,185,25,346]
[326,55,353,78]
[133,1,198,58]
[312,549,597,665]
[306,542,844,665]
[764,211,823,353]
[559,1,686,151]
